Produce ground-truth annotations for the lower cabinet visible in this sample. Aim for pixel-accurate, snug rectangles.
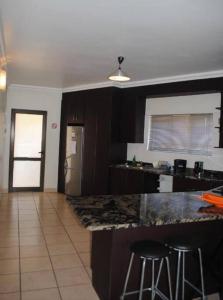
[109,167,159,194]
[172,177,223,192]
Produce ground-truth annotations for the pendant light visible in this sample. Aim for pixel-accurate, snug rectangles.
[108,56,130,82]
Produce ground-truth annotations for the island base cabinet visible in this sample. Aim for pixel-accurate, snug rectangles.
[91,221,223,300]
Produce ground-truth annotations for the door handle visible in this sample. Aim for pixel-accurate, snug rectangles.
[38,151,44,154]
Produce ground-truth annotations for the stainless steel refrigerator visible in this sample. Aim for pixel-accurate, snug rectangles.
[64,126,84,196]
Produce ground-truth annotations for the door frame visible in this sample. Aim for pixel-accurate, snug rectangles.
[9,109,47,192]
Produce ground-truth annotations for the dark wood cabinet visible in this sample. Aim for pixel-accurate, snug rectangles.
[109,167,159,194]
[120,90,146,143]
[62,92,85,124]
[58,87,127,195]
[172,176,223,192]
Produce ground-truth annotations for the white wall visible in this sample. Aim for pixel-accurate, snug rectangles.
[127,93,223,171]
[2,85,62,192]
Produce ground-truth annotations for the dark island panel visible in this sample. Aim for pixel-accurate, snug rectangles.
[92,221,223,300]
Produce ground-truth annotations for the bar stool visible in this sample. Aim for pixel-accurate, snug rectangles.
[166,235,206,300]
[120,240,173,300]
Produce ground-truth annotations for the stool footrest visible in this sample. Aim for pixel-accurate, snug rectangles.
[184,279,204,296]
[121,287,170,300]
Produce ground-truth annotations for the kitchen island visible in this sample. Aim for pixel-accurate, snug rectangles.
[69,192,223,300]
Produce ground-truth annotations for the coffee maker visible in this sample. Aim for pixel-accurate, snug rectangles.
[194,161,204,177]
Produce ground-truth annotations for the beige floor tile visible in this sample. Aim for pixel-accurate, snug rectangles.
[79,252,91,268]
[19,220,41,228]
[0,232,19,239]
[48,243,76,256]
[0,259,19,274]
[45,234,70,245]
[60,218,77,226]
[20,245,48,258]
[0,228,18,236]
[40,219,62,226]
[19,209,37,215]
[55,267,90,287]
[0,247,19,260]
[40,215,60,222]
[42,226,66,235]
[65,225,87,234]
[0,222,18,229]
[21,270,57,291]
[69,231,91,243]
[19,227,43,237]
[20,236,45,246]
[0,274,20,293]
[0,292,20,300]
[19,214,39,221]
[85,266,92,279]
[21,256,52,273]
[51,253,82,270]
[22,288,61,300]
[60,284,99,300]
[0,237,19,247]
[73,241,91,253]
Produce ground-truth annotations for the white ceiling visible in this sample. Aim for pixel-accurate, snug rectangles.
[0,0,223,89]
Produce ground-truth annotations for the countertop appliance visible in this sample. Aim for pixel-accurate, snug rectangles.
[64,126,84,196]
[174,159,187,174]
[194,161,204,177]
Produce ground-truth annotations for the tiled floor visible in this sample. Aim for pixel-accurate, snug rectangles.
[0,192,99,300]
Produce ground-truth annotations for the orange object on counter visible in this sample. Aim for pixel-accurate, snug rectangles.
[200,193,223,208]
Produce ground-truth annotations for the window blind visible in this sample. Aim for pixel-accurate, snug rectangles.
[148,114,213,155]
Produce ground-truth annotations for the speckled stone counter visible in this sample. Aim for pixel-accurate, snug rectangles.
[69,191,223,231]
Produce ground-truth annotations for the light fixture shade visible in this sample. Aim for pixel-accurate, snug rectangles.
[0,69,7,91]
[108,68,130,82]
[108,56,130,82]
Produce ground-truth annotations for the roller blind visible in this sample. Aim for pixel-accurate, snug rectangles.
[148,114,213,155]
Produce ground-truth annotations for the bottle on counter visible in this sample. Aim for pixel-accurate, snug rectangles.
[132,155,137,166]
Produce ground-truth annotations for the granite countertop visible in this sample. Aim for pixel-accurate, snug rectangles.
[111,164,223,182]
[69,192,223,231]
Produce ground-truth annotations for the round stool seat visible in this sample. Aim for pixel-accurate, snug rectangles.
[166,235,206,251]
[130,240,170,259]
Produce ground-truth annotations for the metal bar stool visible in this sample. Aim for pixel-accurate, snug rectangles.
[166,235,206,300]
[120,240,173,300]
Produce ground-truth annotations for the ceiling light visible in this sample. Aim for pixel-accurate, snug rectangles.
[0,69,7,91]
[108,56,130,82]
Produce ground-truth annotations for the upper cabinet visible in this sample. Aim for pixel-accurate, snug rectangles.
[120,90,146,143]
[62,92,85,124]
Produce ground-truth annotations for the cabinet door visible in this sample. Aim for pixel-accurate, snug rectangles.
[172,177,215,192]
[109,167,127,194]
[109,168,145,195]
[120,92,146,143]
[67,94,85,124]
[62,92,85,124]
[125,169,144,194]
[144,173,159,193]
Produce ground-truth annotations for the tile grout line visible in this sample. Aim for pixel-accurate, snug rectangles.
[16,193,22,300]
[33,192,63,300]
[17,192,22,300]
[48,193,92,280]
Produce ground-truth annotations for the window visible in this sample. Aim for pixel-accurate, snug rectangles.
[148,114,213,155]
